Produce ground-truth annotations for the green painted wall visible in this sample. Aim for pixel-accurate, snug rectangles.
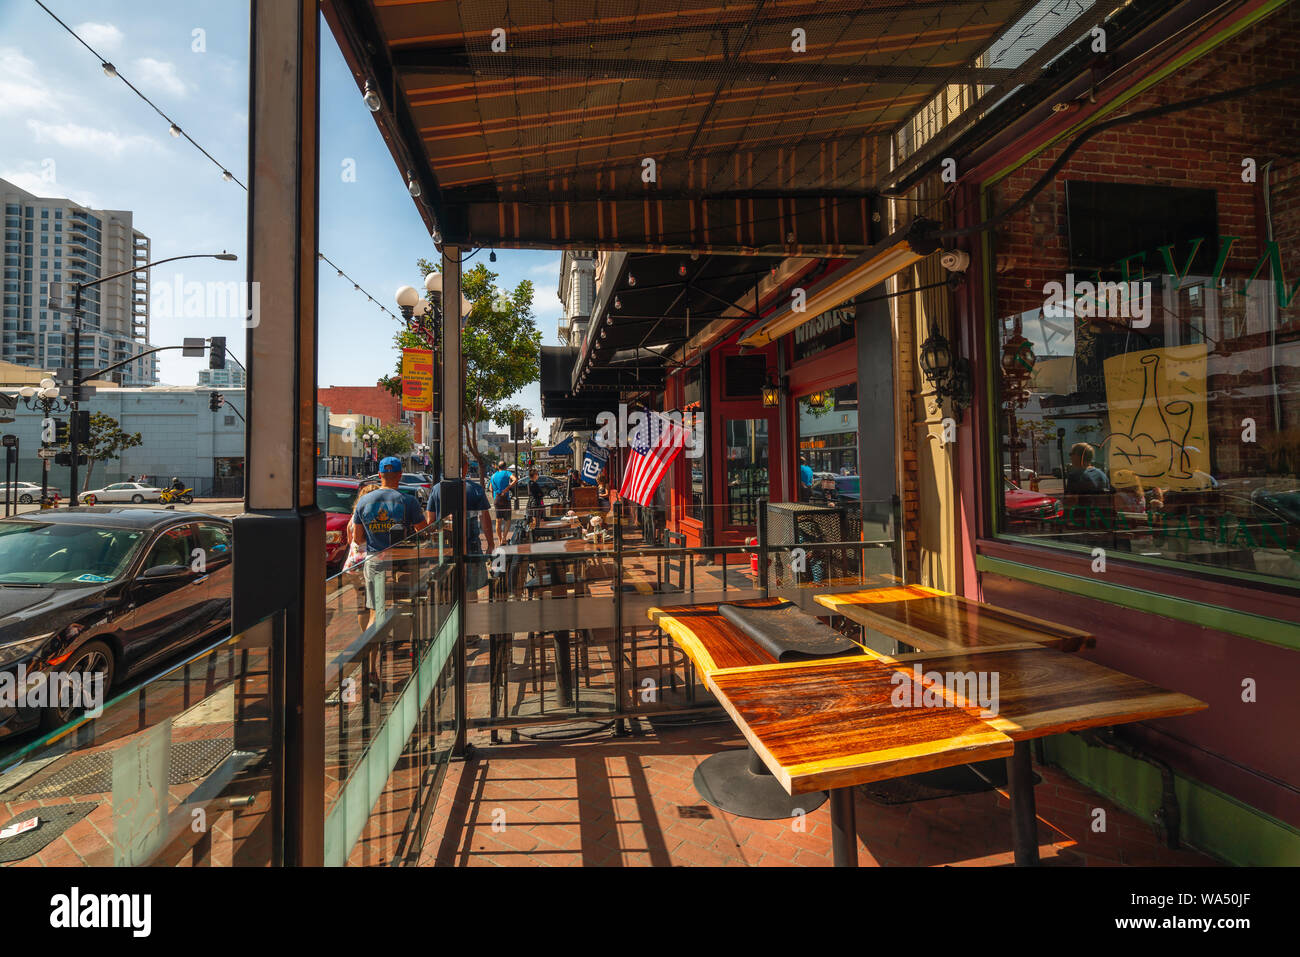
[1044,733,1300,867]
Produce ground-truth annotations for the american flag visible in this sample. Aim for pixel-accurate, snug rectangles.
[618,412,686,506]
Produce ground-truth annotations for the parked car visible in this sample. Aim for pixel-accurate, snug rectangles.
[1004,477,1062,525]
[522,474,563,501]
[811,474,860,506]
[1003,464,1037,483]
[362,472,432,505]
[2,482,43,505]
[0,507,233,735]
[318,476,363,574]
[77,482,163,505]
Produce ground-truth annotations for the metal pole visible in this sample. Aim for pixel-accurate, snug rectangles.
[68,286,82,505]
[443,245,468,759]
[757,496,769,598]
[829,787,858,866]
[1008,741,1040,865]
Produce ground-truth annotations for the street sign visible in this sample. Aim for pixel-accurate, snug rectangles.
[46,281,63,311]
[182,338,206,357]
[56,366,77,383]
[37,448,56,459]
[1,435,15,447]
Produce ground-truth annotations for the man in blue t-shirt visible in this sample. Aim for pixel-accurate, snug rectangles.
[427,460,496,553]
[798,455,814,502]
[487,463,516,541]
[352,456,428,626]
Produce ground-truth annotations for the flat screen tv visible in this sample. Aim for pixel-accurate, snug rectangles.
[1064,181,1219,274]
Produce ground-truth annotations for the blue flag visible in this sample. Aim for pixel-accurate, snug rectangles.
[581,443,607,485]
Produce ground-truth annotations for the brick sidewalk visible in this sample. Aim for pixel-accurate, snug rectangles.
[418,724,1219,867]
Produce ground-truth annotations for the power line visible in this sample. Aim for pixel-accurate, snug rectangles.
[33,0,407,326]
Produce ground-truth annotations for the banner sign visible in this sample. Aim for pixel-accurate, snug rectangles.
[581,442,607,485]
[401,349,434,412]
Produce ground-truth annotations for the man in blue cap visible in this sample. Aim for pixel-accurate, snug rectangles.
[351,456,428,630]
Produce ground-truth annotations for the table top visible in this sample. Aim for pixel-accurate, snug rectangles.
[650,598,1204,796]
[863,647,1207,742]
[816,586,1095,653]
[707,658,1014,794]
[496,538,612,558]
[649,600,787,673]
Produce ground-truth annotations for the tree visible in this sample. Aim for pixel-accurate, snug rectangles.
[381,259,540,480]
[58,412,143,490]
[373,423,413,460]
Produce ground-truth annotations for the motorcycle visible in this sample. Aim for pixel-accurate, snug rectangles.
[159,486,194,505]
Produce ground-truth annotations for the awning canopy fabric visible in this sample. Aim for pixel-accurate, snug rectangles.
[321,0,1108,254]
[547,436,574,457]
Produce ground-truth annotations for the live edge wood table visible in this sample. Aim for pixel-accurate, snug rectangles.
[650,593,1205,867]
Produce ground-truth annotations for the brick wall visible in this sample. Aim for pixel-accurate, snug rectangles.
[988,3,1300,480]
[317,385,421,441]
[992,3,1300,316]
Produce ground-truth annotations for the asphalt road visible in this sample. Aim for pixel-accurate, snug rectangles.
[3,499,245,518]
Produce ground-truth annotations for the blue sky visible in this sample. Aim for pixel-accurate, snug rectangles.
[0,0,558,429]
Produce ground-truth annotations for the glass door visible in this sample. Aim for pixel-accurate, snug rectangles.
[724,418,770,525]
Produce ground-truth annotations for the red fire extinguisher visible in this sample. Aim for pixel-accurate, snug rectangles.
[747,536,759,576]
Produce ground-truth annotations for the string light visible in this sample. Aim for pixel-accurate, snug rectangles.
[34,1,403,323]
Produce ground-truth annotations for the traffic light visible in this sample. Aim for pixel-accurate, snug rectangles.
[209,391,225,411]
[53,419,69,444]
[209,336,226,370]
[72,409,91,445]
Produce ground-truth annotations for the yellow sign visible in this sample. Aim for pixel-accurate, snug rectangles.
[401,349,434,412]
[1103,344,1210,492]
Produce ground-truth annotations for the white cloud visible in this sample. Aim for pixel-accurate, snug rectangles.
[0,164,97,206]
[529,257,560,276]
[26,119,155,159]
[0,48,60,116]
[74,22,124,54]
[131,57,187,98]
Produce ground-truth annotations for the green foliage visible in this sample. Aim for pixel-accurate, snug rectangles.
[57,412,143,490]
[374,423,413,459]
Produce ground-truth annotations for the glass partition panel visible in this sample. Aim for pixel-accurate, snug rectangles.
[0,614,281,867]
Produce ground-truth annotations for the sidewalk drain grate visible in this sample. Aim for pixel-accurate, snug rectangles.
[4,737,233,801]
[0,803,97,864]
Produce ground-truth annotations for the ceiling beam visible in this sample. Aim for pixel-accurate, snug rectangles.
[393,50,1013,87]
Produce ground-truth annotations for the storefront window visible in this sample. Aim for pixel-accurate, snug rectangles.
[993,256,1300,586]
[796,384,859,505]
[724,419,768,525]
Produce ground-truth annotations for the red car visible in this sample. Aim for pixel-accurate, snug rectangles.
[1004,477,1063,525]
[318,476,363,574]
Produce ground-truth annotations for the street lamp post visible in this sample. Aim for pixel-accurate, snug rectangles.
[362,429,378,472]
[397,272,468,483]
[51,251,237,504]
[18,379,71,507]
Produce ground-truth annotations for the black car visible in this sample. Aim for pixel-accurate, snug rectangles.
[521,475,563,501]
[0,507,233,735]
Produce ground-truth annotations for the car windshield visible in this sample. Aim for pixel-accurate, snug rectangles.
[317,484,358,515]
[401,474,426,484]
[0,522,145,585]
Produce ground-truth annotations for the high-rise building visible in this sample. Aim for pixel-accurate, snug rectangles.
[1,177,158,385]
[198,365,247,389]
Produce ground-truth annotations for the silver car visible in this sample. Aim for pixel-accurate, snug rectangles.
[78,482,163,505]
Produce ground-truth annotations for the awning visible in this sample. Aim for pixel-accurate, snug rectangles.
[547,436,574,457]
[320,0,1107,254]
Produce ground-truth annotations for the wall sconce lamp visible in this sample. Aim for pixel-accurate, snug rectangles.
[919,321,973,420]
[761,375,780,408]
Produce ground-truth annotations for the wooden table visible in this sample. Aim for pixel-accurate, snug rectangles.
[649,597,1205,866]
[493,538,615,712]
[816,585,1095,654]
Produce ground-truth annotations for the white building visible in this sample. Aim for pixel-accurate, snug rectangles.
[1,177,157,386]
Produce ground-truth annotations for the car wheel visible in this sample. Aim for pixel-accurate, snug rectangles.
[40,639,115,731]
[83,494,97,505]
[18,493,32,504]
[131,494,144,503]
